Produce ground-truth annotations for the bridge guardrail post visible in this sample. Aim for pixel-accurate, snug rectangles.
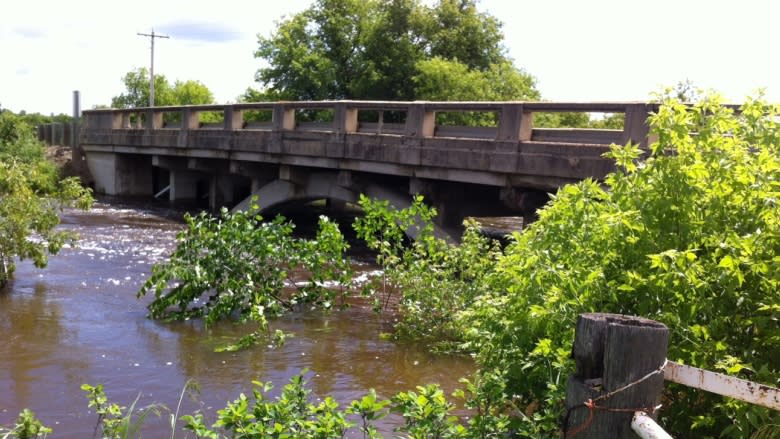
[405,103,435,138]
[491,104,531,173]
[182,108,200,129]
[334,103,358,134]
[145,109,162,131]
[621,104,653,148]
[497,103,533,142]
[224,106,244,131]
[564,313,668,438]
[117,112,131,129]
[273,104,296,131]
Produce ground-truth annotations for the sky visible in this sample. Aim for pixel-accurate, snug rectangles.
[2,0,780,115]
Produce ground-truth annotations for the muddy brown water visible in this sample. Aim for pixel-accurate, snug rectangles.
[0,198,474,436]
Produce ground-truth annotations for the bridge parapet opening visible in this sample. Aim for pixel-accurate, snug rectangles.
[243,109,273,129]
[356,109,407,135]
[430,110,499,140]
[294,107,334,131]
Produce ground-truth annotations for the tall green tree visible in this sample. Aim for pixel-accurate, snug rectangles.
[0,112,93,287]
[110,68,215,108]
[251,0,539,102]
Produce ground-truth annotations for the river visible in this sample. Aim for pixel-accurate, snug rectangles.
[0,198,474,436]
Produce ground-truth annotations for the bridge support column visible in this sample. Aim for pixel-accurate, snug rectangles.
[85,151,152,196]
[169,169,199,201]
[209,175,236,211]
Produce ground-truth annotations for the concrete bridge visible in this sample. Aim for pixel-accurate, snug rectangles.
[79,100,656,234]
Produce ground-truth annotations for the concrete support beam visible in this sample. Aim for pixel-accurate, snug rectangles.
[145,110,163,130]
[405,105,435,137]
[153,155,189,171]
[229,161,277,179]
[209,175,236,210]
[334,103,358,133]
[336,170,353,188]
[182,109,200,129]
[224,107,244,131]
[279,165,308,186]
[273,106,296,130]
[85,152,152,196]
[621,104,652,148]
[498,104,533,141]
[169,169,199,201]
[188,158,229,174]
[409,177,429,196]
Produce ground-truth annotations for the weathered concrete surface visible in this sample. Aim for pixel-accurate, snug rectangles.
[80,100,654,228]
[85,151,152,196]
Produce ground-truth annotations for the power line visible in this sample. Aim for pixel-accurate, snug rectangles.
[137,29,170,107]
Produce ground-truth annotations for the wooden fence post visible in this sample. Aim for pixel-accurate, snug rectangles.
[564,313,669,438]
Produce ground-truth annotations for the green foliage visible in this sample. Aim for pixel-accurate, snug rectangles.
[110,67,215,108]
[452,370,512,438]
[460,93,780,437]
[0,111,49,164]
[253,0,538,103]
[0,409,51,439]
[185,372,354,438]
[81,384,161,439]
[78,374,517,438]
[0,112,93,287]
[392,384,464,438]
[353,195,501,346]
[137,202,353,349]
[119,93,779,438]
[413,58,539,126]
[346,390,389,438]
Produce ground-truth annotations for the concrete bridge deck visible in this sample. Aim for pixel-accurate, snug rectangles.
[79,100,656,233]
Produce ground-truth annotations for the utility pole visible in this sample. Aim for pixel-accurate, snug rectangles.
[137,29,169,107]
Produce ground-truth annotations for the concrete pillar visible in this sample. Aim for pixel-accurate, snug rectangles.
[272,105,296,130]
[405,104,435,138]
[182,109,200,129]
[498,104,533,142]
[209,175,235,210]
[145,110,163,130]
[334,103,358,133]
[169,169,199,201]
[43,124,53,145]
[224,107,244,131]
[85,152,152,195]
[621,104,652,148]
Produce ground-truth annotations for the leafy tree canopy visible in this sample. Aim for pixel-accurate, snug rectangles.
[111,67,215,108]
[0,112,93,287]
[250,0,539,102]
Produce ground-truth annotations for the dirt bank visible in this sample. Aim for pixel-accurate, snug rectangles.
[46,145,93,185]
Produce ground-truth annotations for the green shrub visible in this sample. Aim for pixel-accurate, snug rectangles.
[137,203,353,349]
[461,93,780,437]
[0,112,93,287]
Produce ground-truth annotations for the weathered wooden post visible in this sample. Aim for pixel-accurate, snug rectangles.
[564,313,669,438]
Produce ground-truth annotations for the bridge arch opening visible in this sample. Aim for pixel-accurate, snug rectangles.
[232,172,455,243]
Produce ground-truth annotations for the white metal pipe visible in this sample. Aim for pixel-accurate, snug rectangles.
[632,411,673,439]
[664,361,780,410]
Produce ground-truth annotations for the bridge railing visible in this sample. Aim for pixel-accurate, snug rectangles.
[83,101,659,147]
